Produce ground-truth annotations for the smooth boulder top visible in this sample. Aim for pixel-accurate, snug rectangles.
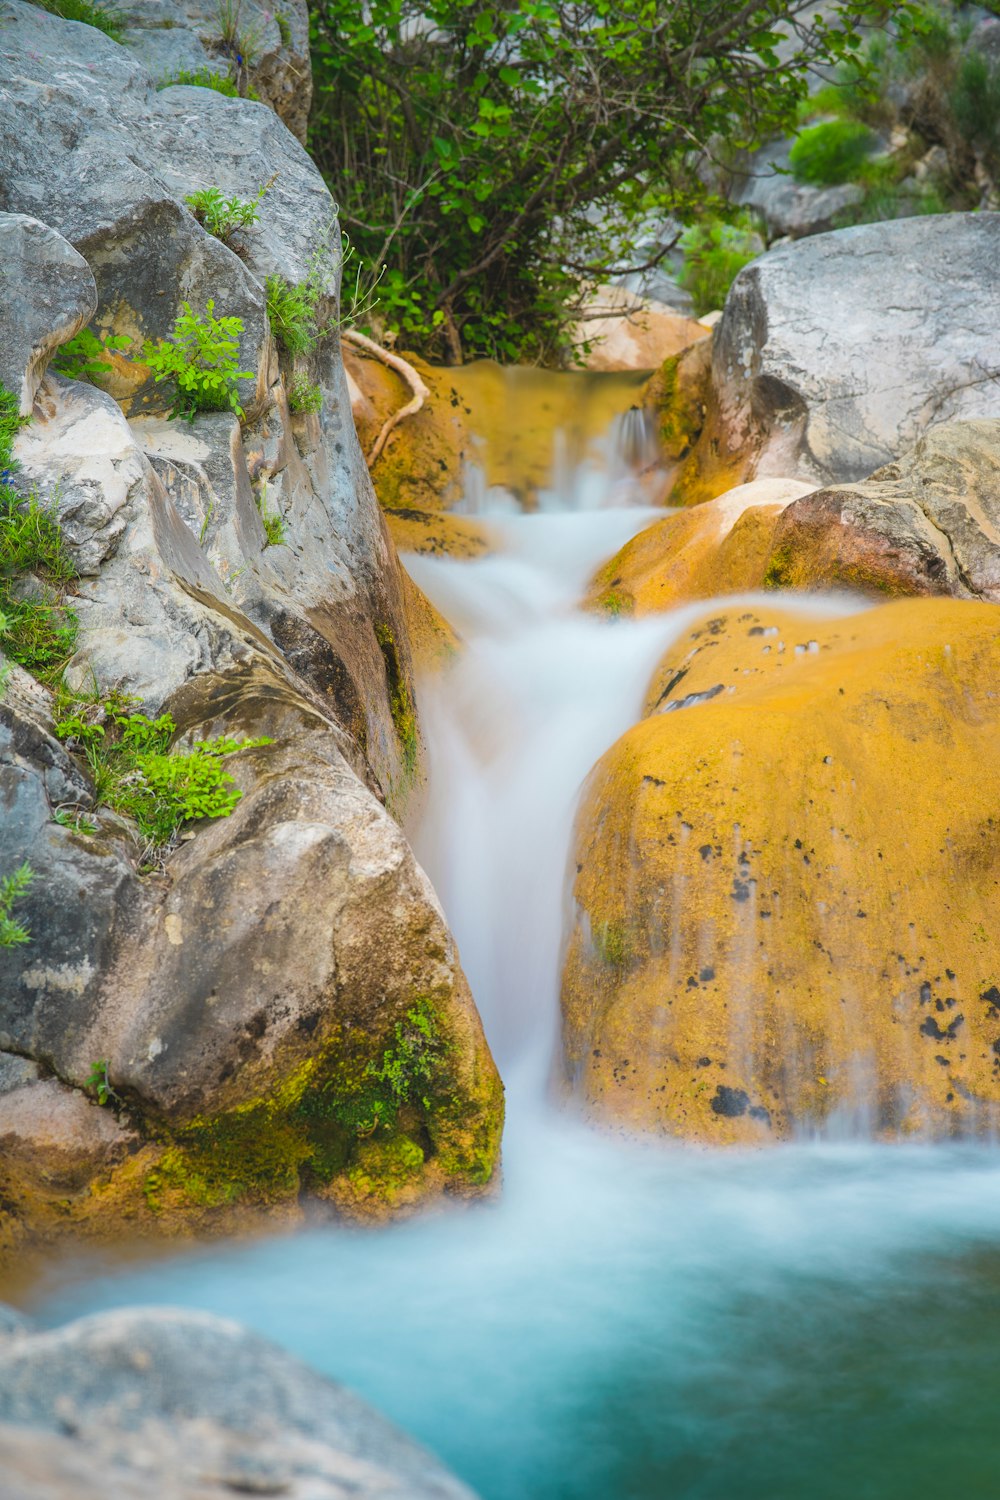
[713,212,1000,484]
[0,1305,479,1499]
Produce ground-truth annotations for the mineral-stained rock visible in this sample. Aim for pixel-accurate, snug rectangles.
[0,215,96,416]
[0,652,503,1252]
[0,1307,479,1499]
[763,419,1000,600]
[585,476,816,615]
[562,597,1000,1142]
[671,214,1000,495]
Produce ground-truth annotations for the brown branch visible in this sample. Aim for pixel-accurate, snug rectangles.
[342,329,430,465]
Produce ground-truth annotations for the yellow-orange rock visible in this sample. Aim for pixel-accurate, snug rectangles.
[399,568,460,674]
[345,345,654,510]
[571,285,709,373]
[586,477,816,615]
[562,597,1000,1143]
[383,506,494,560]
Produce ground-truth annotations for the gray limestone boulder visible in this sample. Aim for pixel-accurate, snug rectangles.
[732,136,865,240]
[0,215,96,416]
[763,418,1000,599]
[0,1307,478,1499]
[710,213,1000,485]
[0,2,502,1251]
[117,0,313,143]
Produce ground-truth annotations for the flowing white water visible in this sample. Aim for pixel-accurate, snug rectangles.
[27,433,1000,1500]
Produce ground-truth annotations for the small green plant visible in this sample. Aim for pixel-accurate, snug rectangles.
[265,273,326,357]
[0,404,79,684]
[789,119,877,185]
[950,52,1000,173]
[53,806,99,835]
[314,999,446,1136]
[677,214,761,316]
[275,9,291,45]
[0,863,33,948]
[30,0,126,41]
[52,327,131,386]
[159,68,248,98]
[54,691,271,854]
[142,301,254,422]
[286,373,322,415]
[86,1058,118,1106]
[254,481,287,546]
[184,178,272,246]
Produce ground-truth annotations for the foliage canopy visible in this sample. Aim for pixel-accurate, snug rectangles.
[308,0,905,363]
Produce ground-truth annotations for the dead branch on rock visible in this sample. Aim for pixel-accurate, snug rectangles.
[341,329,429,466]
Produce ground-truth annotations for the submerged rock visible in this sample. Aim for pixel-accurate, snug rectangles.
[0,1306,478,1498]
[562,598,1000,1142]
[668,213,1000,496]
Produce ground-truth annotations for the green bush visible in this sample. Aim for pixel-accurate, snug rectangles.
[0,863,33,948]
[950,52,1000,170]
[286,373,322,415]
[52,327,131,386]
[0,394,79,683]
[677,216,760,316]
[142,301,254,422]
[30,0,126,41]
[158,68,258,100]
[789,119,877,185]
[254,482,287,547]
[185,182,270,245]
[265,274,328,357]
[54,692,272,853]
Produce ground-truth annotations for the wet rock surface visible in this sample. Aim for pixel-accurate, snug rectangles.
[562,598,1000,1142]
[0,1306,479,1499]
[764,419,1000,600]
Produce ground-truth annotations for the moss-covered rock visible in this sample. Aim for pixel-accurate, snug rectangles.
[562,597,1000,1142]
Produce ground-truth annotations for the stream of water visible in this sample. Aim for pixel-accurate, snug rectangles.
[24,437,1000,1498]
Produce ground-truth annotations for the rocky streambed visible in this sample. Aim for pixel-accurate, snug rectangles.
[3,1,1000,1495]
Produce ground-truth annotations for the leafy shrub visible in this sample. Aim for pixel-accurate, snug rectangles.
[0,863,33,948]
[0,397,79,683]
[54,692,272,854]
[950,52,1000,171]
[52,327,131,386]
[185,181,270,245]
[286,373,322,414]
[142,301,254,421]
[254,483,287,547]
[677,215,761,316]
[265,274,327,357]
[30,0,126,41]
[789,119,877,185]
[158,68,258,100]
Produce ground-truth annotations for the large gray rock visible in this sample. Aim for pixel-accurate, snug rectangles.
[118,0,313,143]
[0,215,95,416]
[0,2,503,1251]
[711,213,1000,484]
[732,136,865,240]
[2,0,422,805]
[763,418,1000,599]
[0,1307,478,1499]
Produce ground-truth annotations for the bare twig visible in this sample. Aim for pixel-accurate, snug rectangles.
[342,330,430,465]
